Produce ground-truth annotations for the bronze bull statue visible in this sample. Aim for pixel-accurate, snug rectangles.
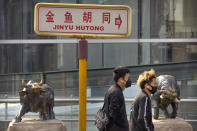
[15,77,55,122]
[152,75,180,119]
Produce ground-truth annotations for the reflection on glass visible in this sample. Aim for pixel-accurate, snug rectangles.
[150,0,197,38]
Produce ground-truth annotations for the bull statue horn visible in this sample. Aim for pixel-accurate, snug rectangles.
[39,74,44,86]
[22,79,27,88]
[174,98,180,103]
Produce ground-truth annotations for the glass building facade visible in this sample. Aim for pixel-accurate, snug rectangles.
[0,0,197,131]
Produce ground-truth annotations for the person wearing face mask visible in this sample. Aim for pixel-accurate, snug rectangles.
[102,66,131,131]
[129,69,157,131]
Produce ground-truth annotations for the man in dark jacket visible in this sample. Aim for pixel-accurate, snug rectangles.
[129,69,157,131]
[103,66,131,131]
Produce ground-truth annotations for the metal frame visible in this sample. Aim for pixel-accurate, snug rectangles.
[0,38,197,44]
[1,98,197,103]
[0,98,197,122]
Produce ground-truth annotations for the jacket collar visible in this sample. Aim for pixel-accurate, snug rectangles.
[142,90,150,98]
[115,83,123,91]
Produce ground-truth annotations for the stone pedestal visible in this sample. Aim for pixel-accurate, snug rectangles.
[7,118,67,131]
[153,117,193,131]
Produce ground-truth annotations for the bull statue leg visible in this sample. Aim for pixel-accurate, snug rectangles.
[42,102,50,120]
[170,102,178,118]
[15,104,30,122]
[49,105,55,119]
[153,107,159,119]
[163,107,170,118]
[39,112,44,119]
[152,96,160,119]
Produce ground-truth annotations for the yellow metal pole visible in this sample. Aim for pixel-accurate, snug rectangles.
[78,38,88,131]
[79,59,87,131]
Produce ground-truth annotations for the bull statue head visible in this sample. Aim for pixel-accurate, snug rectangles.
[20,75,45,95]
[159,88,180,104]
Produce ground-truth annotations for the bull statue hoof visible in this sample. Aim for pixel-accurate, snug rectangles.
[170,112,177,118]
[152,75,180,119]
[15,116,22,123]
[14,75,55,122]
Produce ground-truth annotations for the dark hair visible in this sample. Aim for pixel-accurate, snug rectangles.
[113,66,130,82]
